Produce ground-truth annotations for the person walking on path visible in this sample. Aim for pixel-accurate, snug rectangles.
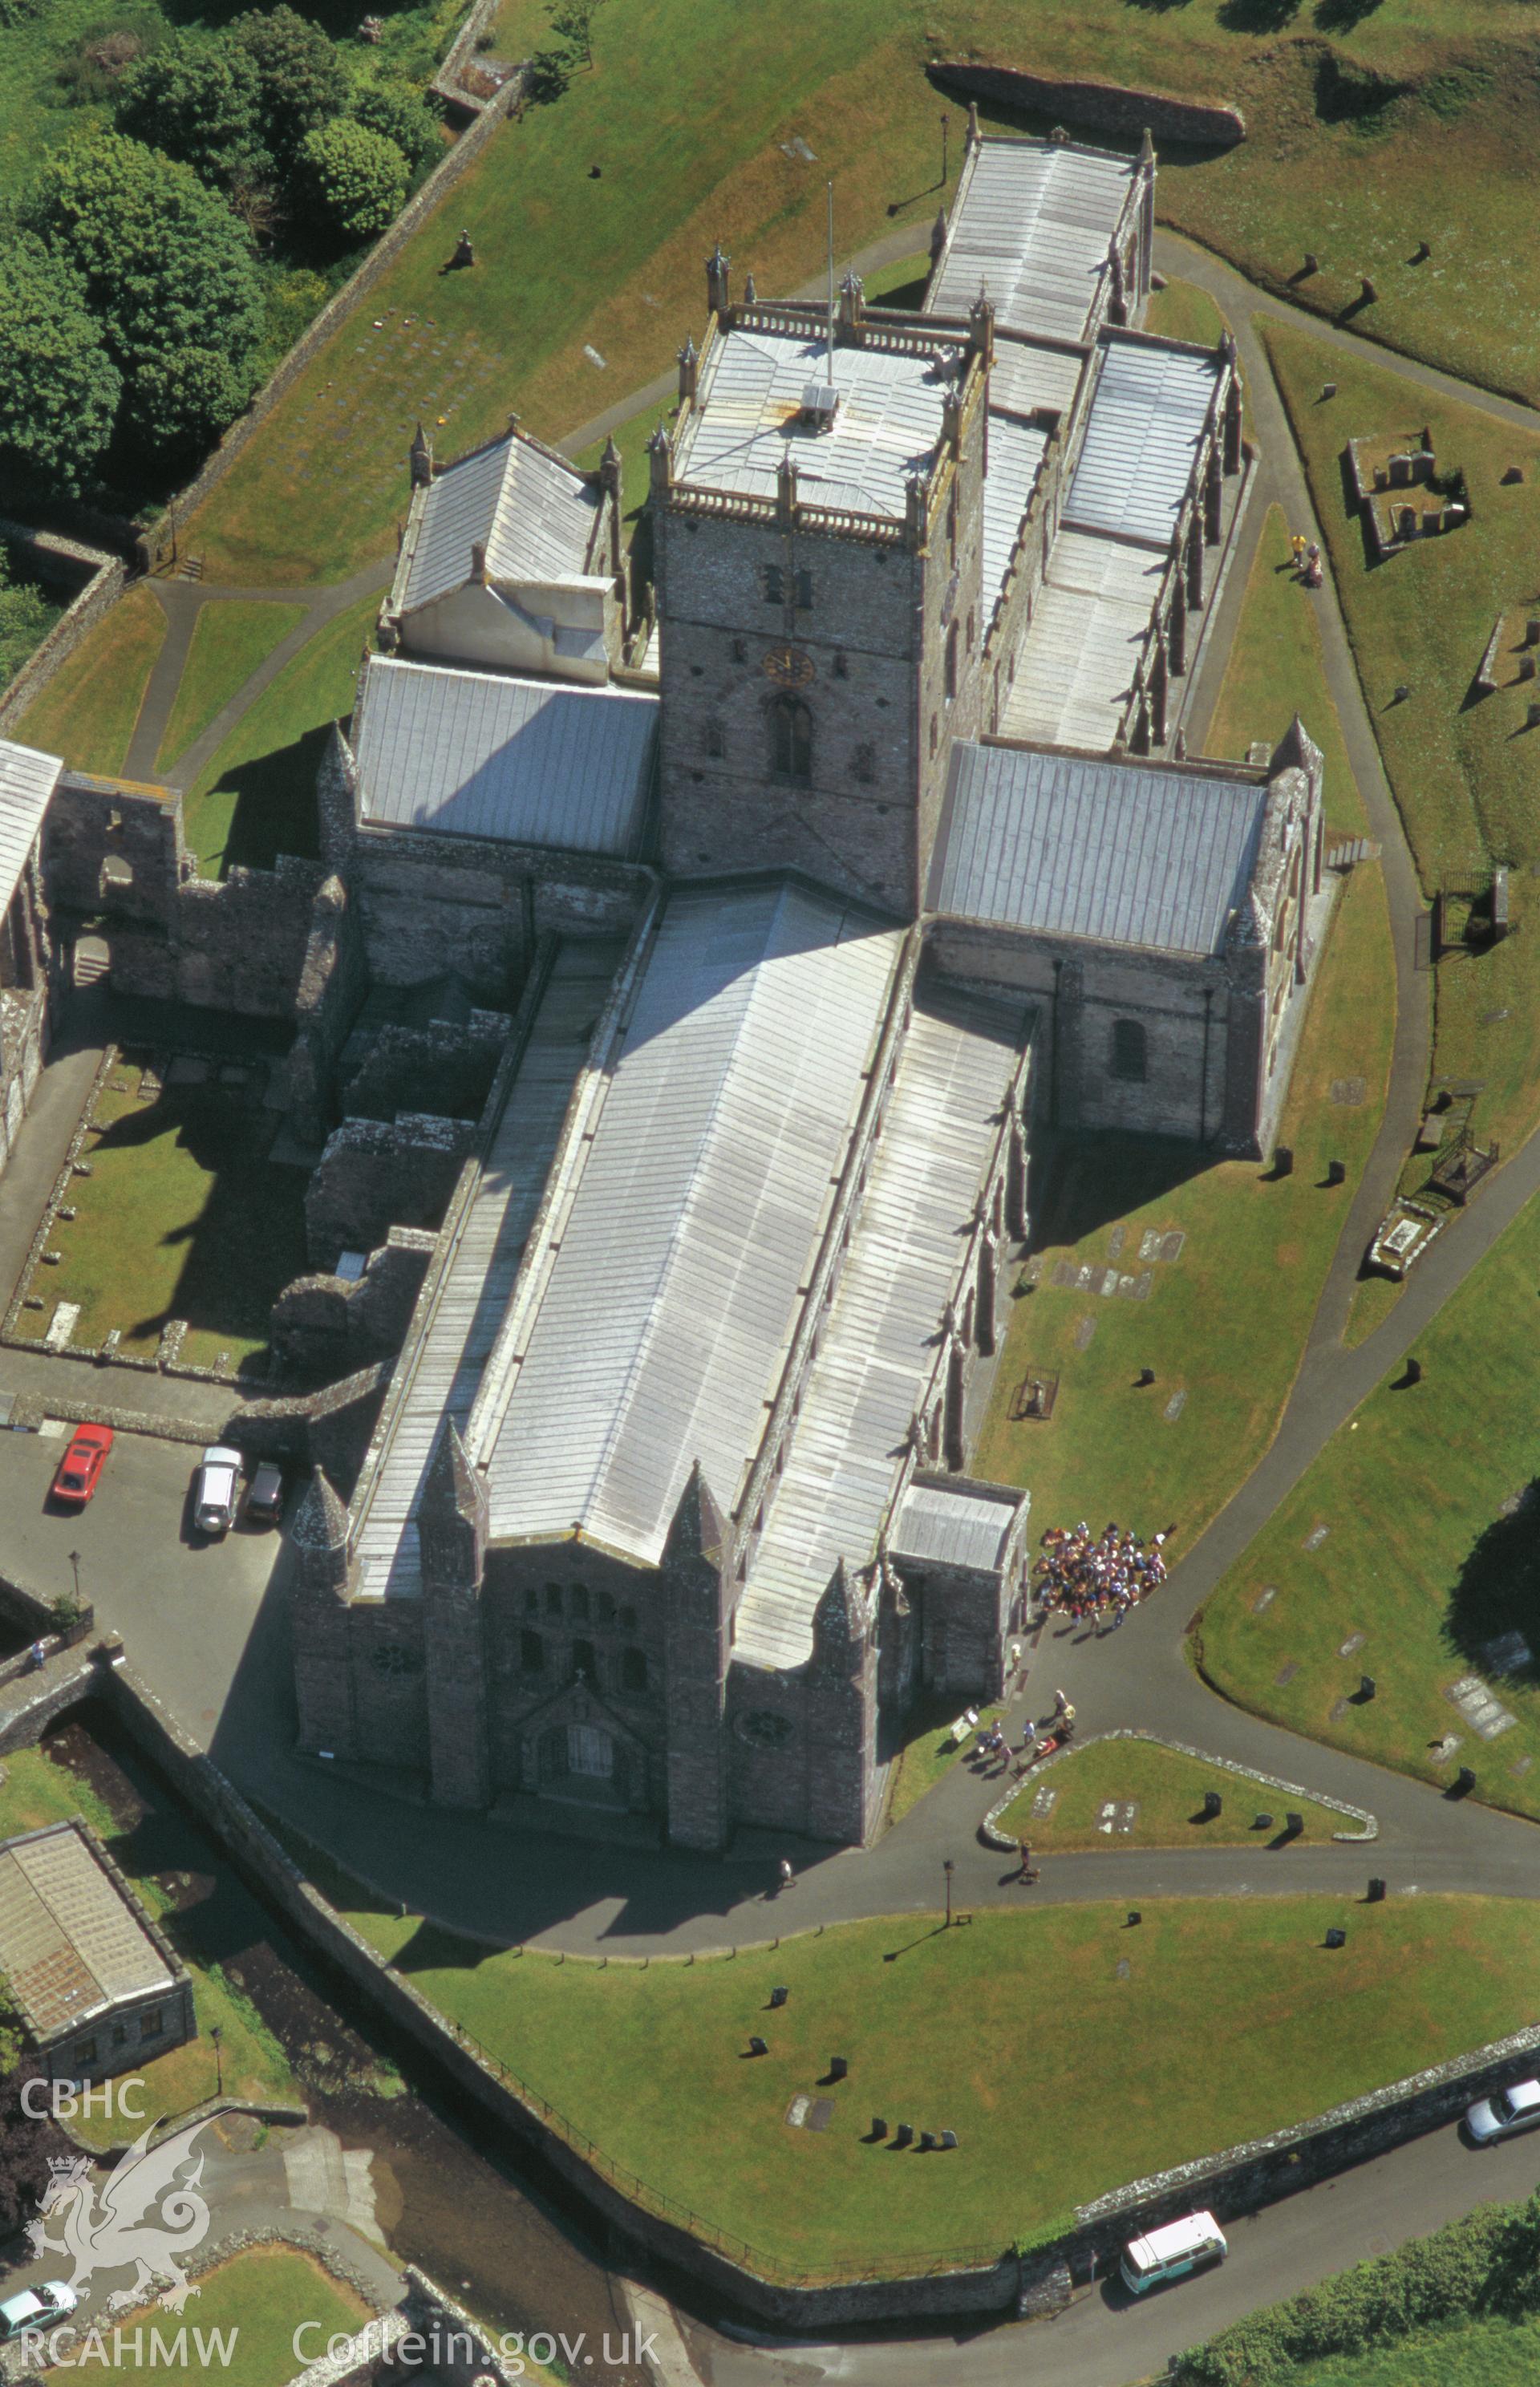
[1290,529,1307,570]
[1017,1838,1033,1882]
[777,1858,794,1892]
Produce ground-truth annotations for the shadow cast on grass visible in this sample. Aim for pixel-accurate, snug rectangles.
[1027,1130,1214,1252]
[1444,1486,1540,1681]
[195,725,327,877]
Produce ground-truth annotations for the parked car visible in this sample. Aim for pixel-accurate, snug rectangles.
[192,1445,242,1536]
[245,1461,284,1525]
[1121,2211,1228,2296]
[0,2282,78,2340]
[49,1421,113,1507]
[1466,2078,1540,2144]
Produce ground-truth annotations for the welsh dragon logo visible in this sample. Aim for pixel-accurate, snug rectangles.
[25,2126,211,2314]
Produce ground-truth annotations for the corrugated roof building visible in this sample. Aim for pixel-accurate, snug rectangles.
[0,1822,194,2082]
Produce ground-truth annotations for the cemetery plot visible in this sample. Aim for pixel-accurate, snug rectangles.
[990,1738,1355,1854]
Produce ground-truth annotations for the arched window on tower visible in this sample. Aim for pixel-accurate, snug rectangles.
[768,693,813,784]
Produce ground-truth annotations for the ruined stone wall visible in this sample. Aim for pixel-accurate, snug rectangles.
[342,1013,508,1123]
[289,877,370,1147]
[46,775,322,1019]
[305,1112,479,1269]
[346,831,643,998]
[270,1228,437,1378]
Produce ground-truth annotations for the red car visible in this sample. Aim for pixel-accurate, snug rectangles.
[51,1423,113,1506]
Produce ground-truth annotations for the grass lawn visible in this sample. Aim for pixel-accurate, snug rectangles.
[49,2248,373,2383]
[1145,278,1228,353]
[11,585,165,781]
[154,602,306,779]
[344,1894,1540,2274]
[182,591,379,876]
[1197,1182,1540,1824]
[1264,316,1540,1163]
[178,0,1540,590]
[11,1056,307,1374]
[991,1736,1354,1852]
[1287,2312,1540,2387]
[973,504,1392,1550]
[885,1696,1003,1827]
[0,1745,298,2142]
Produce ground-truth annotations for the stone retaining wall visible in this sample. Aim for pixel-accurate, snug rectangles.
[930,61,1245,148]
[0,530,125,740]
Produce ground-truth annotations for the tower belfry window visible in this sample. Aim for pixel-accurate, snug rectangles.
[768,693,813,784]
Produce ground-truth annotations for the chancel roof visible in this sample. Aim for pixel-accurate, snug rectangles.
[396,430,603,614]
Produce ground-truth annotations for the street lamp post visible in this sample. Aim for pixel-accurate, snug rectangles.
[940,113,950,190]
[943,1858,954,1929]
[68,1551,81,1608]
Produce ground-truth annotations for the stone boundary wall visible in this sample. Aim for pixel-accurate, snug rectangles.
[0,1360,389,1493]
[0,529,126,740]
[979,1727,1377,1848]
[929,61,1246,149]
[0,1652,1498,2330]
[141,70,527,570]
[428,0,521,115]
[0,1570,93,1647]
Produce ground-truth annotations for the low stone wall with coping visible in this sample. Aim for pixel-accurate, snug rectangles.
[0,523,125,740]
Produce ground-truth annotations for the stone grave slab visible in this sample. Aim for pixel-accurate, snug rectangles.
[1512,1753,1534,1777]
[1108,1225,1125,1258]
[1074,1316,1097,1352]
[1163,1389,1187,1422]
[1159,1231,1185,1264]
[43,1303,79,1352]
[1031,1784,1059,1819]
[1329,1698,1351,1722]
[1481,1631,1532,1676]
[1330,1078,1367,1107]
[784,2096,835,2132]
[1445,1675,1518,1740]
[1275,1661,1299,1687]
[1137,1229,1161,1262]
[1096,1801,1138,1835]
[1115,1958,1131,1980]
[1303,1525,1330,1552]
[1429,1733,1462,1765]
[1099,1269,1121,1298]
[1498,1491,1527,1519]
[1252,1586,1278,1614]
[1338,1631,1367,1658]
[1025,1254,1044,1285]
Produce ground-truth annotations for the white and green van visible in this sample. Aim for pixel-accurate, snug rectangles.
[1120,2211,1228,2295]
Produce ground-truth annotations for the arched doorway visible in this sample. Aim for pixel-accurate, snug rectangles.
[537,1720,627,1806]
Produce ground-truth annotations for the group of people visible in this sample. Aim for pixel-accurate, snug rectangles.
[1034,1518,1172,1631]
[1289,528,1325,589]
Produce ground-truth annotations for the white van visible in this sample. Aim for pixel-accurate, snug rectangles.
[193,1445,242,1536]
[1121,2211,1227,2295]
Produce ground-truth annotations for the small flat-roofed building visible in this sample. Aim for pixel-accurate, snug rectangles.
[383,422,628,683]
[0,1820,194,2082]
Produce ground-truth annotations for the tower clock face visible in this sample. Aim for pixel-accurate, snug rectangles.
[762,645,815,688]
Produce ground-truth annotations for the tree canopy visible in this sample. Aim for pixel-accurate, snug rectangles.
[24,133,264,385]
[297,117,410,242]
[116,32,266,191]
[0,233,120,496]
[351,78,442,171]
[229,6,349,165]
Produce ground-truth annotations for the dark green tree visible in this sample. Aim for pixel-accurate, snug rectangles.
[0,2056,63,2239]
[229,6,348,166]
[296,118,410,242]
[116,33,266,191]
[0,233,120,496]
[128,346,254,454]
[351,79,442,171]
[24,133,264,385]
[0,552,55,693]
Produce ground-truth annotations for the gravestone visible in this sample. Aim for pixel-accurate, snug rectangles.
[941,2130,958,2150]
[1325,1927,1347,1948]
[1330,1698,1351,1722]
[1115,1958,1131,1980]
[1074,1316,1097,1352]
[1031,1784,1058,1819]
[871,2117,888,2138]
[748,2036,768,2057]
[1275,1662,1299,1687]
[894,2123,914,2147]
[1360,1676,1376,1700]
[1254,1814,1274,1830]
[1160,1231,1185,1263]
[1108,1225,1125,1258]
[1163,1390,1187,1422]
[1127,1911,1142,1926]
[1367,1878,1386,1902]
[1327,1159,1348,1186]
[1202,1791,1222,1818]
[1482,1631,1533,1677]
[829,2056,848,2081]
[1445,1676,1517,1739]
[1457,1765,1477,1793]
[1274,1145,1294,1177]
[920,2131,938,2151]
[1304,1525,1330,1551]
[1331,1079,1366,1107]
[1253,1587,1278,1614]
[1286,1812,1304,1837]
[1338,1631,1367,1658]
[770,1986,788,2008]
